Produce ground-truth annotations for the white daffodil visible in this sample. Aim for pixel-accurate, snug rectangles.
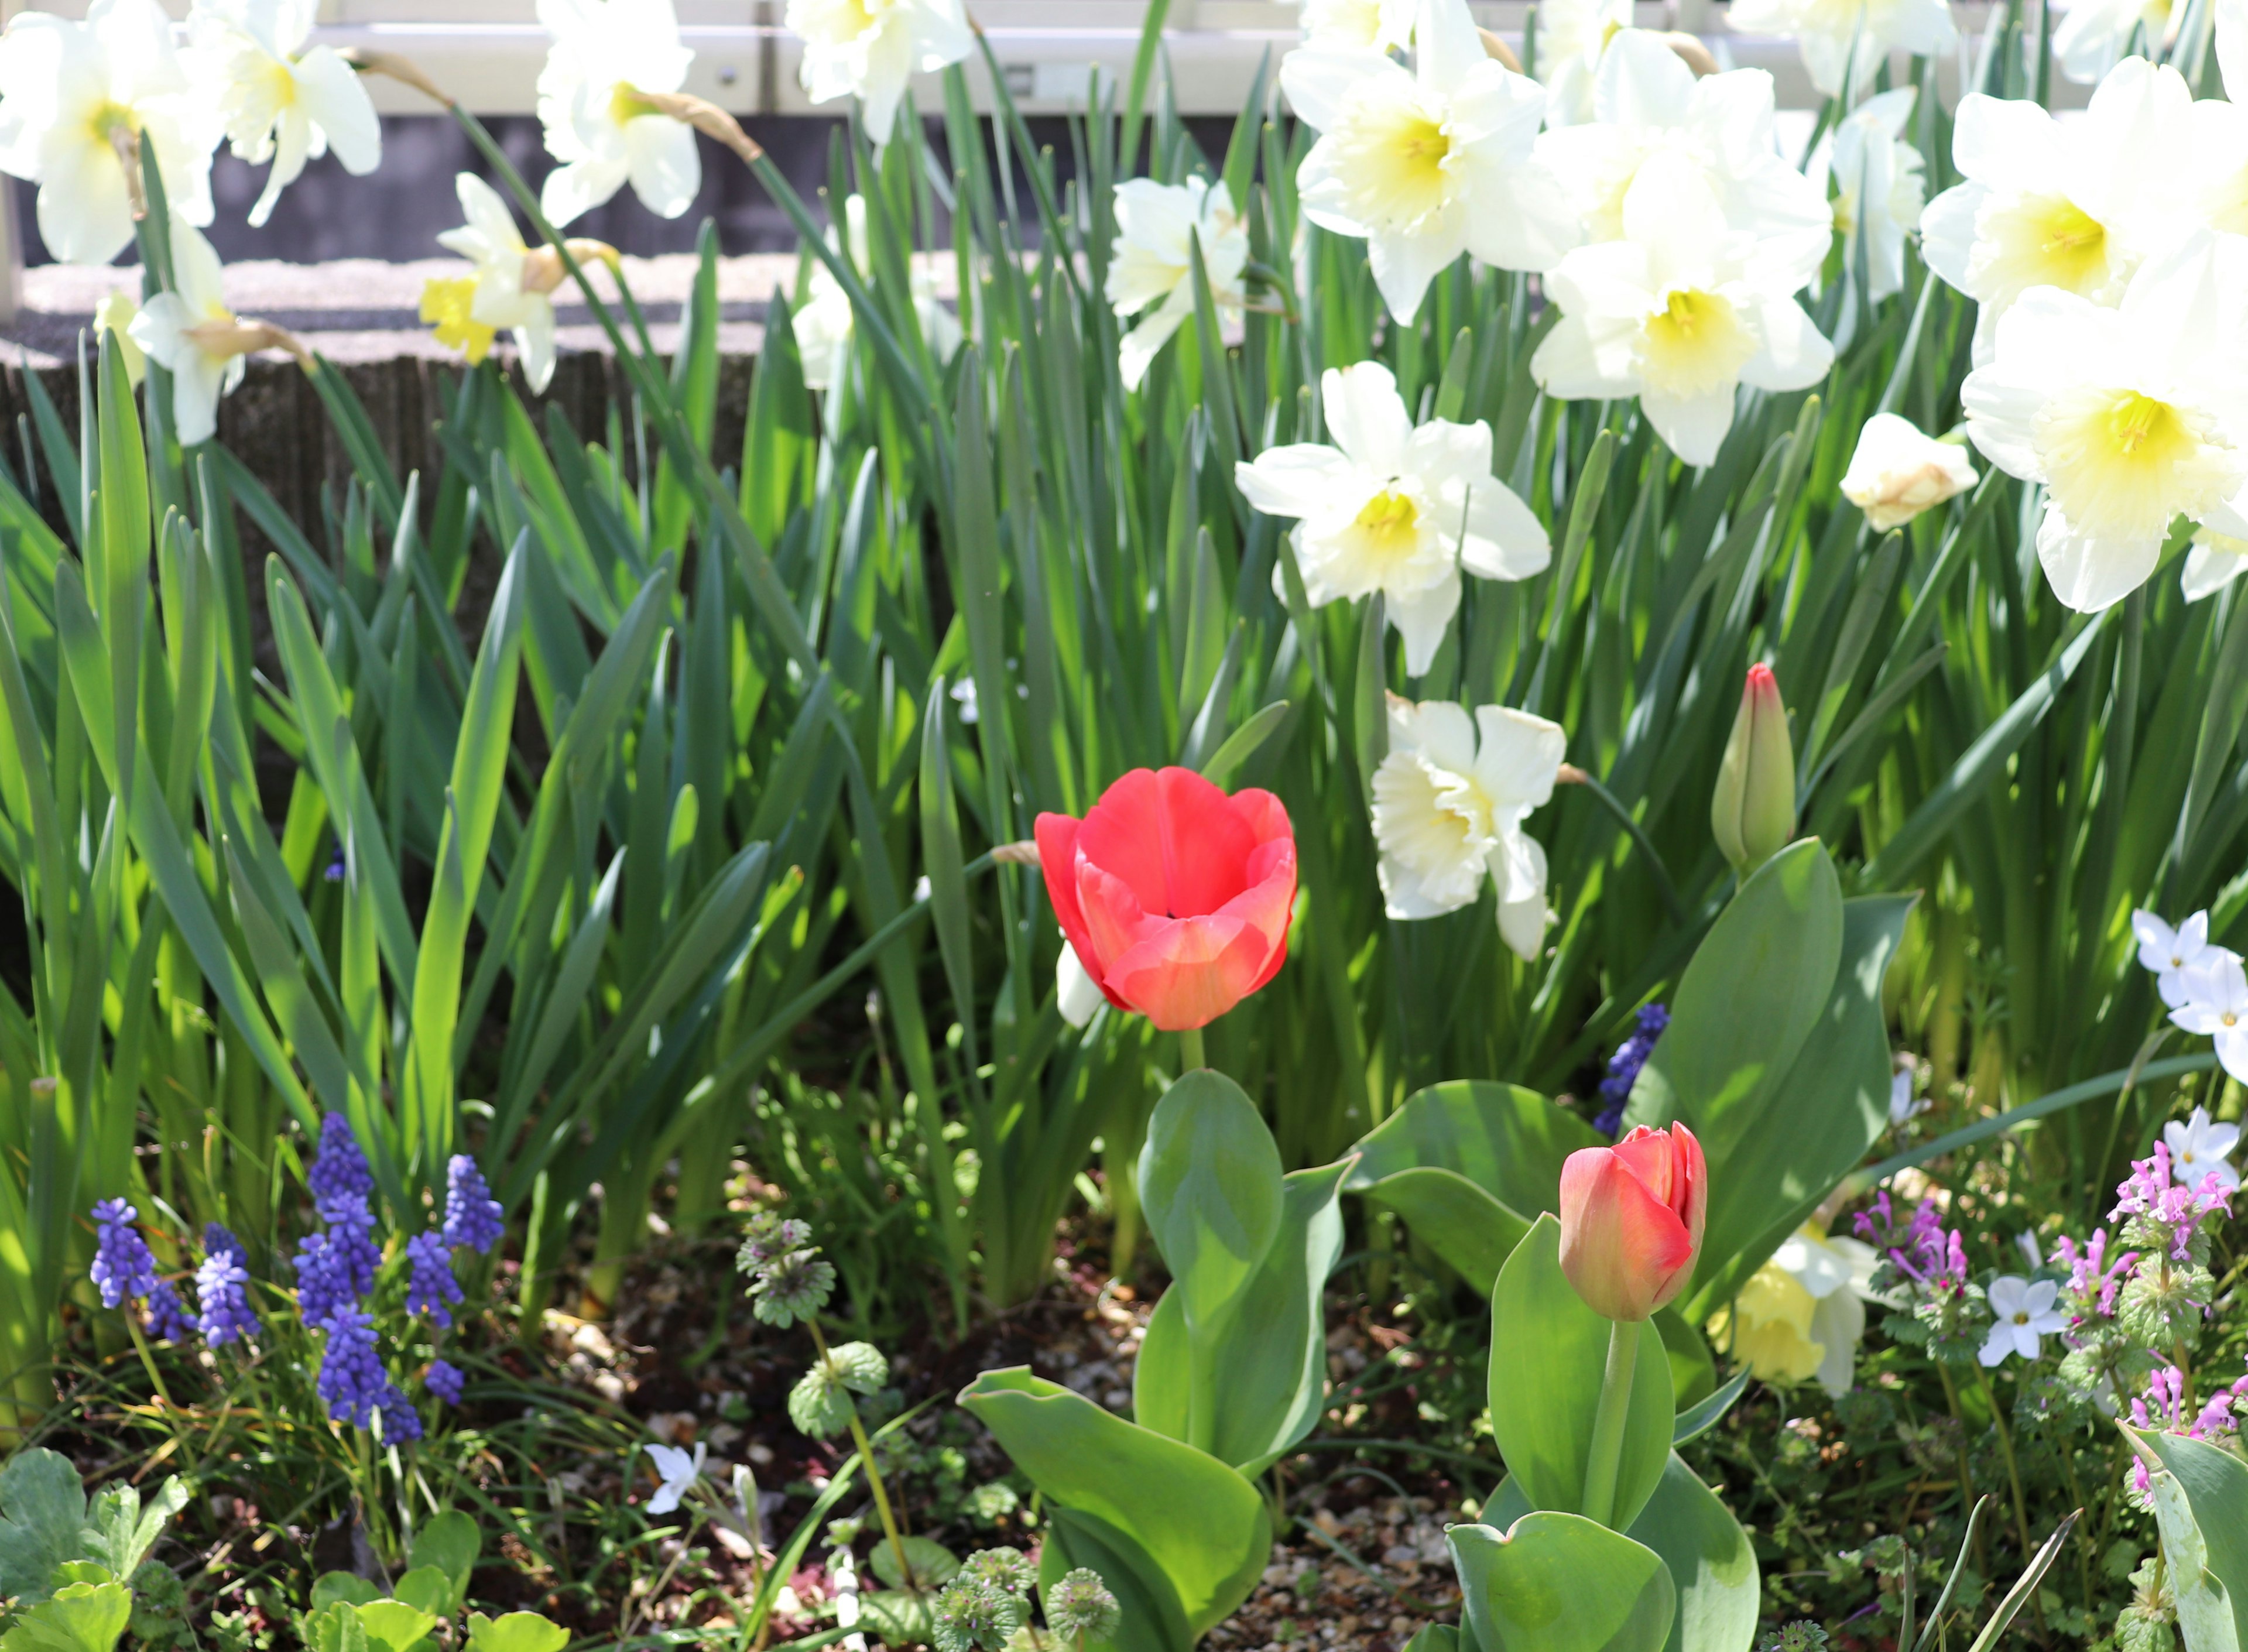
[2185,527,2248,602]
[1282,0,1575,323]
[1959,234,2248,613]
[2180,0,2248,244]
[94,290,146,388]
[1810,87,1926,304]
[0,0,217,267]
[1724,0,1957,101]
[436,172,620,396]
[1979,1276,2066,1366]
[1533,152,1836,467]
[787,0,973,144]
[127,217,309,445]
[1531,0,1633,127]
[1531,31,1832,283]
[1235,360,1551,673]
[535,0,700,227]
[1369,694,1565,959]
[2164,1105,2242,1192]
[186,0,380,229]
[2133,908,2216,1008]
[2053,0,2174,85]
[1706,1224,1886,1396]
[791,194,961,392]
[1920,59,2197,360]
[1299,0,1414,54]
[1841,413,1977,530]
[2171,949,2248,1084]
[1106,177,1250,392]
[643,1441,705,1516]
[1056,932,1105,1029]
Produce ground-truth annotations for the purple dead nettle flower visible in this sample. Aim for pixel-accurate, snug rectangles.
[196,1226,259,1348]
[405,1231,464,1328]
[90,1199,159,1309]
[425,1359,465,1406]
[1592,1004,1668,1137]
[2126,1359,2248,1504]
[441,1155,504,1254]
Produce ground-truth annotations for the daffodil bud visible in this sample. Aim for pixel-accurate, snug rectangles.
[1711,664,1797,875]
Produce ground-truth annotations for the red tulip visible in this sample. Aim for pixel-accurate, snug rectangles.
[1557,1123,1707,1321]
[1035,767,1297,1033]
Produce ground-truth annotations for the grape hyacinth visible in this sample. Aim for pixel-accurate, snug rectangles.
[144,1278,197,1344]
[441,1155,504,1254]
[425,1359,465,1406]
[307,1113,375,1211]
[405,1231,464,1328]
[204,1223,247,1265]
[1592,1004,1668,1136]
[90,1199,157,1309]
[196,1247,258,1348]
[314,1305,425,1442]
[294,1115,381,1329]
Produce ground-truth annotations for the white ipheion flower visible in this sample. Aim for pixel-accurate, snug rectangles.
[1235,361,1551,674]
[127,217,307,445]
[436,172,620,396]
[2164,1105,2241,1192]
[1531,0,1632,127]
[1106,177,1249,392]
[787,0,972,145]
[1282,0,1575,323]
[1812,87,1927,304]
[643,1441,706,1516]
[1841,414,1978,531]
[0,0,218,266]
[2133,907,2216,1008]
[1369,694,1565,960]
[535,0,700,227]
[1724,0,1957,101]
[1959,233,2248,613]
[1979,1276,2066,1367]
[1532,152,1836,467]
[2171,950,2248,1084]
[187,0,381,229]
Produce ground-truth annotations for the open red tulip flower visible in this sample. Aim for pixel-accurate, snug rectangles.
[1557,1123,1708,1321]
[1035,767,1298,1033]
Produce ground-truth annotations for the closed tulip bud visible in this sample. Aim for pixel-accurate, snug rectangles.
[1557,1123,1706,1321]
[1711,664,1797,875]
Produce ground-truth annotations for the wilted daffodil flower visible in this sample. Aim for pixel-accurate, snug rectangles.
[1841,413,1978,530]
[1235,361,1551,672]
[1533,153,1835,467]
[0,0,218,266]
[786,0,972,144]
[535,0,700,227]
[1106,177,1249,392]
[1711,663,1796,874]
[433,172,619,393]
[1370,694,1565,961]
[1961,233,2248,613]
[1724,0,1956,101]
[128,217,310,445]
[187,0,381,229]
[1282,0,1575,323]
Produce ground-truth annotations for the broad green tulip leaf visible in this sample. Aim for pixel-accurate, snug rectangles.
[391,1570,454,1617]
[1038,1505,1195,1652]
[960,1368,1270,1640]
[81,1476,187,1583]
[1135,1160,1351,1475]
[1139,1071,1284,1339]
[1488,1215,1673,1530]
[1683,896,1912,1318]
[2132,1427,2248,1652]
[1449,1514,1674,1652]
[0,1581,132,1652]
[0,1448,90,1605]
[1655,1309,1717,1410]
[355,1600,439,1652]
[1625,841,1842,1169]
[1344,1082,1600,1293]
[408,1510,480,1612]
[1672,1370,1750,1447]
[313,1574,384,1611]
[1485,1455,1758,1652]
[464,1613,570,1652]
[1401,1629,1459,1652]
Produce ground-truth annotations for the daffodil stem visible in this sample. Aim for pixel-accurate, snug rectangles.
[1179,1027,1206,1074]
[1580,1317,1637,1528]
[808,1318,917,1596]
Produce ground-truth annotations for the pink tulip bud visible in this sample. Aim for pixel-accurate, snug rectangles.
[1557,1123,1708,1321]
[1035,768,1297,1032]
[1711,664,1796,875]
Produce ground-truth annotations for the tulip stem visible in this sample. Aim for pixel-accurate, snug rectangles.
[1581,1317,1638,1528]
[1179,1027,1206,1074]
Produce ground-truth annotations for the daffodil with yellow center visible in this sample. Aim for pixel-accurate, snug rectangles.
[1963,231,2248,612]
[1706,1223,1884,1396]
[434,172,621,395]
[128,217,311,447]
[420,277,496,366]
[1726,0,1956,100]
[534,0,704,225]
[786,0,973,143]
[187,0,383,229]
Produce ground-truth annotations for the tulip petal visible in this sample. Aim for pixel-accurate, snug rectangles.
[1037,811,1132,1014]
[1558,1147,1697,1320]
[1076,767,1262,921]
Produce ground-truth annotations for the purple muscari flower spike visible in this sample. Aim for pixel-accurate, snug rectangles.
[441,1156,504,1255]
[308,1114,375,1213]
[90,1199,158,1309]
[203,1223,247,1265]
[315,1307,388,1427]
[144,1278,196,1343]
[196,1249,259,1347]
[1591,1005,1669,1136]
[404,1231,464,1328]
[425,1359,465,1406]
[379,1380,424,1442]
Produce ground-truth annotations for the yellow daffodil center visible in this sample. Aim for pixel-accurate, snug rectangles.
[1333,98,1455,233]
[1352,488,1421,558]
[87,99,139,147]
[1708,1262,1824,1387]
[1371,750,1496,902]
[609,82,661,125]
[2035,386,2239,541]
[1640,288,1758,399]
[1980,193,2113,303]
[421,277,496,365]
